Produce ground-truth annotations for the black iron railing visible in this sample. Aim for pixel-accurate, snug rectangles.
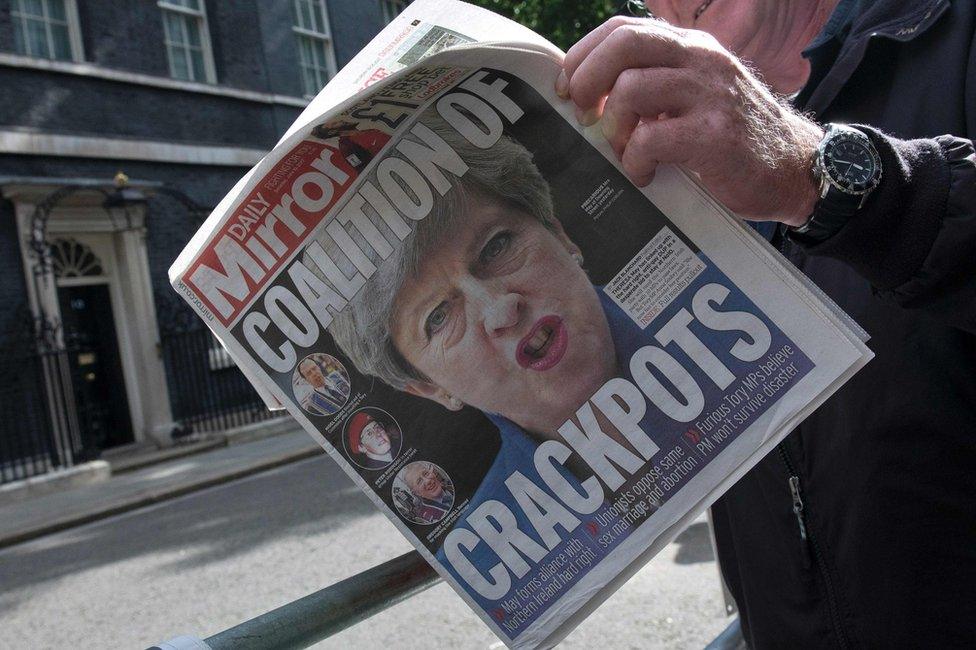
[0,312,100,484]
[156,293,285,437]
[159,325,284,436]
[0,296,284,485]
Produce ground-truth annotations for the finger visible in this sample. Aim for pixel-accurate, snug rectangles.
[562,15,649,90]
[601,67,702,157]
[568,24,691,113]
[620,116,696,185]
[560,15,686,98]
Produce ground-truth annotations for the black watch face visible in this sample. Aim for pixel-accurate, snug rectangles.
[823,135,880,193]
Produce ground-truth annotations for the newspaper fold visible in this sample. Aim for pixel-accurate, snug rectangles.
[169,2,871,648]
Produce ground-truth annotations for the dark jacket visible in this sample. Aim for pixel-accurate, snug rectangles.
[710,1,976,648]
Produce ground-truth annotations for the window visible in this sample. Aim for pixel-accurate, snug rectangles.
[158,0,216,83]
[11,0,83,62]
[293,0,337,98]
[48,239,104,279]
[380,0,410,25]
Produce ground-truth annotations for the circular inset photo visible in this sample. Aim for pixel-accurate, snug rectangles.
[292,353,351,416]
[342,407,403,470]
[392,461,455,525]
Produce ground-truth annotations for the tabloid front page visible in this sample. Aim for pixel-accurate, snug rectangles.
[169,4,871,648]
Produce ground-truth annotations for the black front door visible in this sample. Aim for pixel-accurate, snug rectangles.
[57,284,134,450]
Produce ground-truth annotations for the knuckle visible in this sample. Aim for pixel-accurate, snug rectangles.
[606,14,636,30]
[690,29,721,50]
[700,43,731,69]
[634,121,660,152]
[687,33,736,70]
[704,108,736,138]
[607,23,648,56]
[670,25,696,41]
[614,67,644,98]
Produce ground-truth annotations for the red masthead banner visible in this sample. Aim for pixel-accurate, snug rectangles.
[183,141,357,326]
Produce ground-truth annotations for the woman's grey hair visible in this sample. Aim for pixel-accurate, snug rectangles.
[306,112,555,390]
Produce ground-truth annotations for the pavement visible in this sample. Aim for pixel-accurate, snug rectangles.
[0,428,740,648]
[0,427,322,549]
[0,453,734,648]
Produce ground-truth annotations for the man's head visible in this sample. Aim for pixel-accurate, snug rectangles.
[347,411,392,458]
[644,1,840,93]
[403,462,445,501]
[298,358,326,389]
[359,420,391,456]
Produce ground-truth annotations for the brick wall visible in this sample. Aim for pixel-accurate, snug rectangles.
[0,0,392,451]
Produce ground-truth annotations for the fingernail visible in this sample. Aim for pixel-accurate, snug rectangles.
[575,106,598,127]
[555,71,569,98]
[600,112,617,139]
[634,173,655,187]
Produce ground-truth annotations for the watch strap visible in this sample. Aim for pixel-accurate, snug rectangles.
[790,184,861,243]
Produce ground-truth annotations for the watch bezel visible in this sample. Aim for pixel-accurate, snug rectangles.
[816,126,883,197]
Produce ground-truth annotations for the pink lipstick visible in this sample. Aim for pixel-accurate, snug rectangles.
[516,315,568,371]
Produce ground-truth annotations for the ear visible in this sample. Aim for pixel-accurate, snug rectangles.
[403,380,464,411]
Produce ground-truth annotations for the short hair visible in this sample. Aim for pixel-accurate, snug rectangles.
[403,462,423,486]
[297,358,318,376]
[307,112,555,390]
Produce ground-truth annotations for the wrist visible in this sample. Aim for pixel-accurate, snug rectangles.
[777,121,824,227]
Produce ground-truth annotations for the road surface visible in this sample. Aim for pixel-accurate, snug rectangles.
[0,455,731,648]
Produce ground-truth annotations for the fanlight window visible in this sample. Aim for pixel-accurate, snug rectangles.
[49,238,104,278]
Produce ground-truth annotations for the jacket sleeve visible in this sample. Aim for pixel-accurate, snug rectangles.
[801,127,976,333]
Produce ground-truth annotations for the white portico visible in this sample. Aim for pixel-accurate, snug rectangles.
[3,177,176,449]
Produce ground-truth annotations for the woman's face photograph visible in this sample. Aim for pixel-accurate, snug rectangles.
[392,199,616,436]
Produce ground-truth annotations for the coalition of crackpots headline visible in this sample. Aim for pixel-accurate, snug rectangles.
[182,70,779,601]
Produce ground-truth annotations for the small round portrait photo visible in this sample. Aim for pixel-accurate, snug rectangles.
[292,353,351,417]
[310,118,392,173]
[342,407,403,470]
[392,461,455,525]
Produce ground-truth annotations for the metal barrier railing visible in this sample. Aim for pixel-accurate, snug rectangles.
[153,551,439,650]
[153,550,743,650]
[154,551,747,650]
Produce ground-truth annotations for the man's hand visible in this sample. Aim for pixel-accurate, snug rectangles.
[556,16,823,226]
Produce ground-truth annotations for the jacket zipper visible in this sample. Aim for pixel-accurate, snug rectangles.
[777,442,852,649]
[788,475,808,542]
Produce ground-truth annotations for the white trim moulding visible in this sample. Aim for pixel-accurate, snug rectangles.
[0,52,309,107]
[0,130,267,166]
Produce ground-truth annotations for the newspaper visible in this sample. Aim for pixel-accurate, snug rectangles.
[169,2,872,647]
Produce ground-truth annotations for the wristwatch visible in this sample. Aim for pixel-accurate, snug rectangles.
[790,124,882,243]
